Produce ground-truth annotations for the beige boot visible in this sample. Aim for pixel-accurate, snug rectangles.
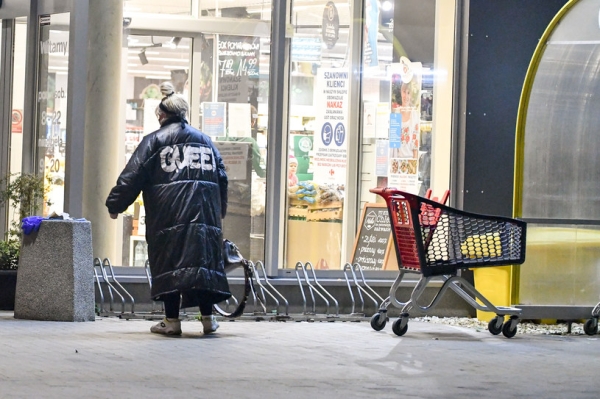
[201,315,219,334]
[150,318,182,335]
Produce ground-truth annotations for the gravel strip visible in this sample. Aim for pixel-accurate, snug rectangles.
[413,316,592,336]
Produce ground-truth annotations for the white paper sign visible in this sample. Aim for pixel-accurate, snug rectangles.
[228,103,252,137]
[312,68,349,184]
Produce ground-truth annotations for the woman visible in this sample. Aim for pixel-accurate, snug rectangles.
[106,82,230,336]
[397,81,419,159]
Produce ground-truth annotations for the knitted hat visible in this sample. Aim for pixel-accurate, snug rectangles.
[289,155,298,165]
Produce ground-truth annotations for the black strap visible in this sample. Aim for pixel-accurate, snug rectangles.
[213,259,258,318]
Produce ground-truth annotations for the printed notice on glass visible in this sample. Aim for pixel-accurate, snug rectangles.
[214,141,250,181]
[375,139,388,177]
[202,102,227,137]
[313,68,349,184]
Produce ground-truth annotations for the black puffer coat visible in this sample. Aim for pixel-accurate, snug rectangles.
[106,117,231,307]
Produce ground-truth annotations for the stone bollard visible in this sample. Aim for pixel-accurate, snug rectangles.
[14,219,95,322]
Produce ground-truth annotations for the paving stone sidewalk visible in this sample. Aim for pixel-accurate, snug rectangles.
[0,312,598,399]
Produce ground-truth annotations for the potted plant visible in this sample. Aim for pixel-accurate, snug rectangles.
[0,173,48,310]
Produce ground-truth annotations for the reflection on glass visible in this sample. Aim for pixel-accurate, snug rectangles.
[520,225,600,305]
[36,13,70,216]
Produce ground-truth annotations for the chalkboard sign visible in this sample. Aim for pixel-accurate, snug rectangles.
[351,203,392,270]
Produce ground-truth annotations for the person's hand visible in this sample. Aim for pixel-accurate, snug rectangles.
[109,213,118,220]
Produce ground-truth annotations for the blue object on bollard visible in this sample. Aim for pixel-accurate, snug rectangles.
[21,216,44,235]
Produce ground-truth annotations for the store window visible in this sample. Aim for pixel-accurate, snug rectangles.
[7,19,28,223]
[36,13,70,216]
[206,34,268,264]
[284,0,456,271]
[285,1,351,270]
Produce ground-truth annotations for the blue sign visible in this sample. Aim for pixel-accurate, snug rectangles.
[334,123,345,146]
[202,102,226,137]
[321,122,333,146]
[389,113,401,148]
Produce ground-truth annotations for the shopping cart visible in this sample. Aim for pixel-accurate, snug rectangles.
[369,187,527,338]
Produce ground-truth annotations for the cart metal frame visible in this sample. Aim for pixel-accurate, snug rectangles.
[369,187,527,338]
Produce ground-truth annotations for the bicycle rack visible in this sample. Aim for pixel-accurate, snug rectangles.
[254,261,290,317]
[295,262,339,318]
[94,257,126,316]
[343,263,366,316]
[305,262,339,317]
[248,261,267,316]
[93,258,106,315]
[343,263,383,315]
[103,258,136,316]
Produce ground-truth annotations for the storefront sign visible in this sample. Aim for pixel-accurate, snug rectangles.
[202,102,227,137]
[313,68,349,184]
[351,203,392,271]
[322,2,339,49]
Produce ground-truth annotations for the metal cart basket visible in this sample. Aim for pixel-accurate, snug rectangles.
[370,187,527,338]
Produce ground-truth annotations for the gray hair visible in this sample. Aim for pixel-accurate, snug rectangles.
[155,81,189,120]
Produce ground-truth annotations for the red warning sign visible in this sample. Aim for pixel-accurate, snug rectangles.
[12,109,23,133]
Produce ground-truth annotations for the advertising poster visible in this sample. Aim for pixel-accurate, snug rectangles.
[313,68,349,184]
[217,35,259,105]
[202,102,227,137]
[388,58,422,193]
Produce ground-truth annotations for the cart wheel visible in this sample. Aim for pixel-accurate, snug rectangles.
[370,313,386,331]
[392,318,408,336]
[502,320,518,338]
[488,317,503,335]
[583,318,598,336]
